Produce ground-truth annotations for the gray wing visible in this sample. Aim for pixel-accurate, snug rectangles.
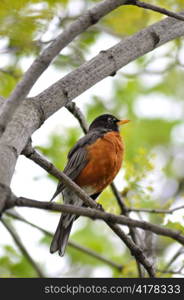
[50,147,88,200]
[50,130,104,201]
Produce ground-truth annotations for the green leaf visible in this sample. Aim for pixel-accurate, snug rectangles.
[166,221,184,234]
[0,245,38,278]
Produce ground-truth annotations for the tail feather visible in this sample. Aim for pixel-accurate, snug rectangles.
[50,214,74,256]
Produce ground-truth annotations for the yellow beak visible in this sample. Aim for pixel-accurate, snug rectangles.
[117,119,130,126]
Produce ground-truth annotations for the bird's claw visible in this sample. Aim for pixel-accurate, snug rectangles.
[96,203,104,211]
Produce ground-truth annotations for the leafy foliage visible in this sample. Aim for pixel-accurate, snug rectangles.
[0,245,38,277]
[1,0,184,278]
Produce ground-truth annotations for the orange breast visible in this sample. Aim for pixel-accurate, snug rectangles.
[75,131,124,193]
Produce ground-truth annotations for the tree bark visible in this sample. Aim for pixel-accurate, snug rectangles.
[0,13,184,209]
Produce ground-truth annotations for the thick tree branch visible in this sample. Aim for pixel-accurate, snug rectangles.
[1,8,184,276]
[14,199,154,277]
[0,1,183,136]
[1,218,45,278]
[6,210,123,271]
[1,13,184,192]
[12,197,184,247]
[34,12,184,122]
[0,0,128,135]
[0,2,183,278]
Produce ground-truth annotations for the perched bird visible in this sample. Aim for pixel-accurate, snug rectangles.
[50,114,129,256]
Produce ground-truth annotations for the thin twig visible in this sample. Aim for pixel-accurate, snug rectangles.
[162,246,184,273]
[1,217,45,278]
[110,182,128,215]
[110,182,144,277]
[157,269,184,276]
[103,222,154,277]
[127,205,184,214]
[66,102,89,134]
[131,0,184,22]
[177,264,184,274]
[6,209,123,271]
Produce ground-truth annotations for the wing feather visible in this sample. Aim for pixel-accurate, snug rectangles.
[50,130,105,200]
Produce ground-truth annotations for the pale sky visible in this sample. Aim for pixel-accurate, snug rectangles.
[1,14,184,277]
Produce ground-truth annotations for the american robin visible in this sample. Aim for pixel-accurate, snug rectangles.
[50,114,129,256]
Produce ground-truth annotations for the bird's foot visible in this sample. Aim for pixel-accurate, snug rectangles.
[96,203,104,211]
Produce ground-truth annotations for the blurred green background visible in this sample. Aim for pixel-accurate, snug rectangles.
[1,0,184,278]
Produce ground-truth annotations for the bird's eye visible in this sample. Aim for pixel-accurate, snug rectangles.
[108,117,113,123]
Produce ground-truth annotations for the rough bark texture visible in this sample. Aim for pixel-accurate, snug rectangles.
[0,0,128,133]
[0,2,184,278]
[0,13,184,209]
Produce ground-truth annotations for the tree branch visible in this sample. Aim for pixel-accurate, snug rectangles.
[0,1,183,135]
[1,217,45,278]
[110,182,128,214]
[157,269,184,276]
[12,197,184,247]
[127,205,184,214]
[111,182,146,278]
[162,246,184,273]
[66,102,89,134]
[132,0,184,22]
[0,2,183,278]
[1,12,184,191]
[0,0,128,135]
[6,209,123,271]
[33,12,184,123]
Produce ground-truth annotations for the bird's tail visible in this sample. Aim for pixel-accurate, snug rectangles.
[50,213,75,256]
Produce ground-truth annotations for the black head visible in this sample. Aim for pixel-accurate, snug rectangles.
[89,114,121,132]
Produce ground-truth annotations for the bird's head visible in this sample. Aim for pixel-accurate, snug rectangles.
[89,114,130,132]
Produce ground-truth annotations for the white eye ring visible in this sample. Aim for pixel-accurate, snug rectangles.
[108,117,113,122]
